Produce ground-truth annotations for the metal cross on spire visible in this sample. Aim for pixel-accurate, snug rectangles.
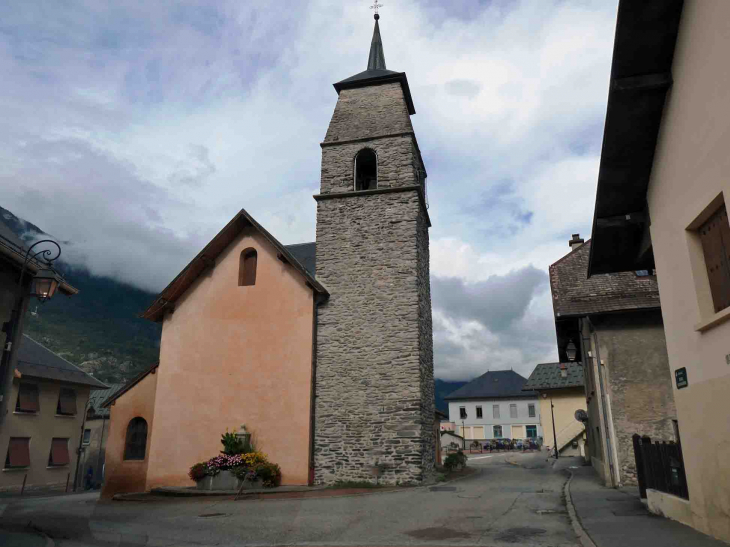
[370,1,383,19]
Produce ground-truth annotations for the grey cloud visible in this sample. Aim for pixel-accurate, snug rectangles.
[432,266,548,332]
[445,79,482,99]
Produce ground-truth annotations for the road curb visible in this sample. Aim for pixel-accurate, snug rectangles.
[563,470,598,547]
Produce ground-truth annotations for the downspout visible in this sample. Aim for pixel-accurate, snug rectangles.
[308,293,321,486]
[96,413,107,485]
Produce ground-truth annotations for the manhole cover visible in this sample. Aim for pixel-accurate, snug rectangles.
[199,513,227,518]
[429,486,457,492]
[495,527,546,543]
[406,527,471,540]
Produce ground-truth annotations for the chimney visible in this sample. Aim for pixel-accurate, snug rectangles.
[559,363,568,378]
[569,234,584,250]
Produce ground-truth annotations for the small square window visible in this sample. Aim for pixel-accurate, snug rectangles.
[48,438,70,467]
[5,438,30,468]
[57,388,77,416]
[476,406,483,419]
[16,383,39,413]
[459,407,467,420]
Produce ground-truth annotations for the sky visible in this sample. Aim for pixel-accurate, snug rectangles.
[0,0,618,381]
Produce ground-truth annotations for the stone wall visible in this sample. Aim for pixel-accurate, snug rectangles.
[593,310,676,485]
[314,191,431,484]
[323,83,413,143]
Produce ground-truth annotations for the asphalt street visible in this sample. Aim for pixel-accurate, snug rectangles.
[0,451,581,546]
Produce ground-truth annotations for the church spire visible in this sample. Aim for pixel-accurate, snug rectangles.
[367,11,386,71]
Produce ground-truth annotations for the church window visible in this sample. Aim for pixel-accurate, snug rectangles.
[354,148,377,191]
[124,417,148,461]
[239,248,257,286]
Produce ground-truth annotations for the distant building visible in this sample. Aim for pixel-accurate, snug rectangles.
[78,382,123,488]
[587,1,729,541]
[444,370,541,443]
[550,236,676,486]
[0,335,107,493]
[523,362,585,457]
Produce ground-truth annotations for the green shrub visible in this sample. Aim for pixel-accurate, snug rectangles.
[254,462,282,488]
[443,451,468,471]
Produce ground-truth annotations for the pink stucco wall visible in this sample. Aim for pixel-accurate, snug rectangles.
[101,368,157,499]
[145,229,315,489]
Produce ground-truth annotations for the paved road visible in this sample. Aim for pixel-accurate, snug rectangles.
[0,451,580,546]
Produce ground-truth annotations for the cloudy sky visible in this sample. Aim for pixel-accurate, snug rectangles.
[0,0,618,381]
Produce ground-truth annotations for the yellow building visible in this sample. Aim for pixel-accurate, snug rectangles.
[588,1,730,541]
[523,363,585,458]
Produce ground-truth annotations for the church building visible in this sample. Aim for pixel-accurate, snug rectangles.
[102,13,435,496]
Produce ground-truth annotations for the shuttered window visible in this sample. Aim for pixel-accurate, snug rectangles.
[124,417,148,461]
[56,388,76,416]
[49,438,70,466]
[493,405,500,419]
[5,438,31,468]
[510,404,517,418]
[16,383,39,413]
[238,248,257,287]
[699,204,730,313]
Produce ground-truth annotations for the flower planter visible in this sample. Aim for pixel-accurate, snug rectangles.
[195,470,263,491]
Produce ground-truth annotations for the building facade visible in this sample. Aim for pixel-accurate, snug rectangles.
[445,371,541,443]
[523,362,586,457]
[1,335,107,492]
[588,1,730,540]
[551,236,676,487]
[77,383,122,488]
[313,14,434,485]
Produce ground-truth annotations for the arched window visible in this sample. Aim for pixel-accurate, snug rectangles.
[238,248,257,286]
[354,148,377,191]
[124,417,148,461]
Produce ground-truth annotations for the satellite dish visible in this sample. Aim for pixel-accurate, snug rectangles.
[574,409,588,423]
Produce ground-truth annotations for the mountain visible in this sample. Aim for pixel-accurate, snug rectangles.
[1,205,161,384]
[3,204,474,393]
[435,379,468,415]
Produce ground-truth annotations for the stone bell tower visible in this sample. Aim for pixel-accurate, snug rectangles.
[313,12,435,485]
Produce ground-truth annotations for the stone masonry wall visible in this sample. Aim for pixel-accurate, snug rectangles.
[324,83,413,143]
[416,210,435,475]
[594,310,677,485]
[314,192,429,484]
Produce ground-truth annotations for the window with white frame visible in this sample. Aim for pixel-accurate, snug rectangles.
[476,406,483,418]
[459,407,467,419]
[509,404,517,419]
[526,425,537,438]
[493,405,500,419]
[528,404,536,418]
[493,425,503,438]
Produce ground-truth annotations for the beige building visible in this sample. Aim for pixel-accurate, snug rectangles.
[1,335,107,492]
[77,383,123,489]
[523,362,585,458]
[588,1,730,541]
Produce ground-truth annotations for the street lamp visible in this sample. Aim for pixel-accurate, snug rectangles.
[565,340,577,362]
[1,240,64,413]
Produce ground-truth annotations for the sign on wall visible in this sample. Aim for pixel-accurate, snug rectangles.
[675,367,688,389]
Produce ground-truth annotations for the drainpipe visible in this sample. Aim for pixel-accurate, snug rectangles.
[95,413,106,486]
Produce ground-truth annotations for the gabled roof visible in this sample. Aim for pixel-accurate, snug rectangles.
[101,363,158,409]
[523,362,585,392]
[141,209,328,322]
[16,335,108,389]
[87,383,124,418]
[550,240,660,318]
[444,370,536,401]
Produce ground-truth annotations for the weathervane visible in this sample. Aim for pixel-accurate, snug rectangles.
[370,1,383,19]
